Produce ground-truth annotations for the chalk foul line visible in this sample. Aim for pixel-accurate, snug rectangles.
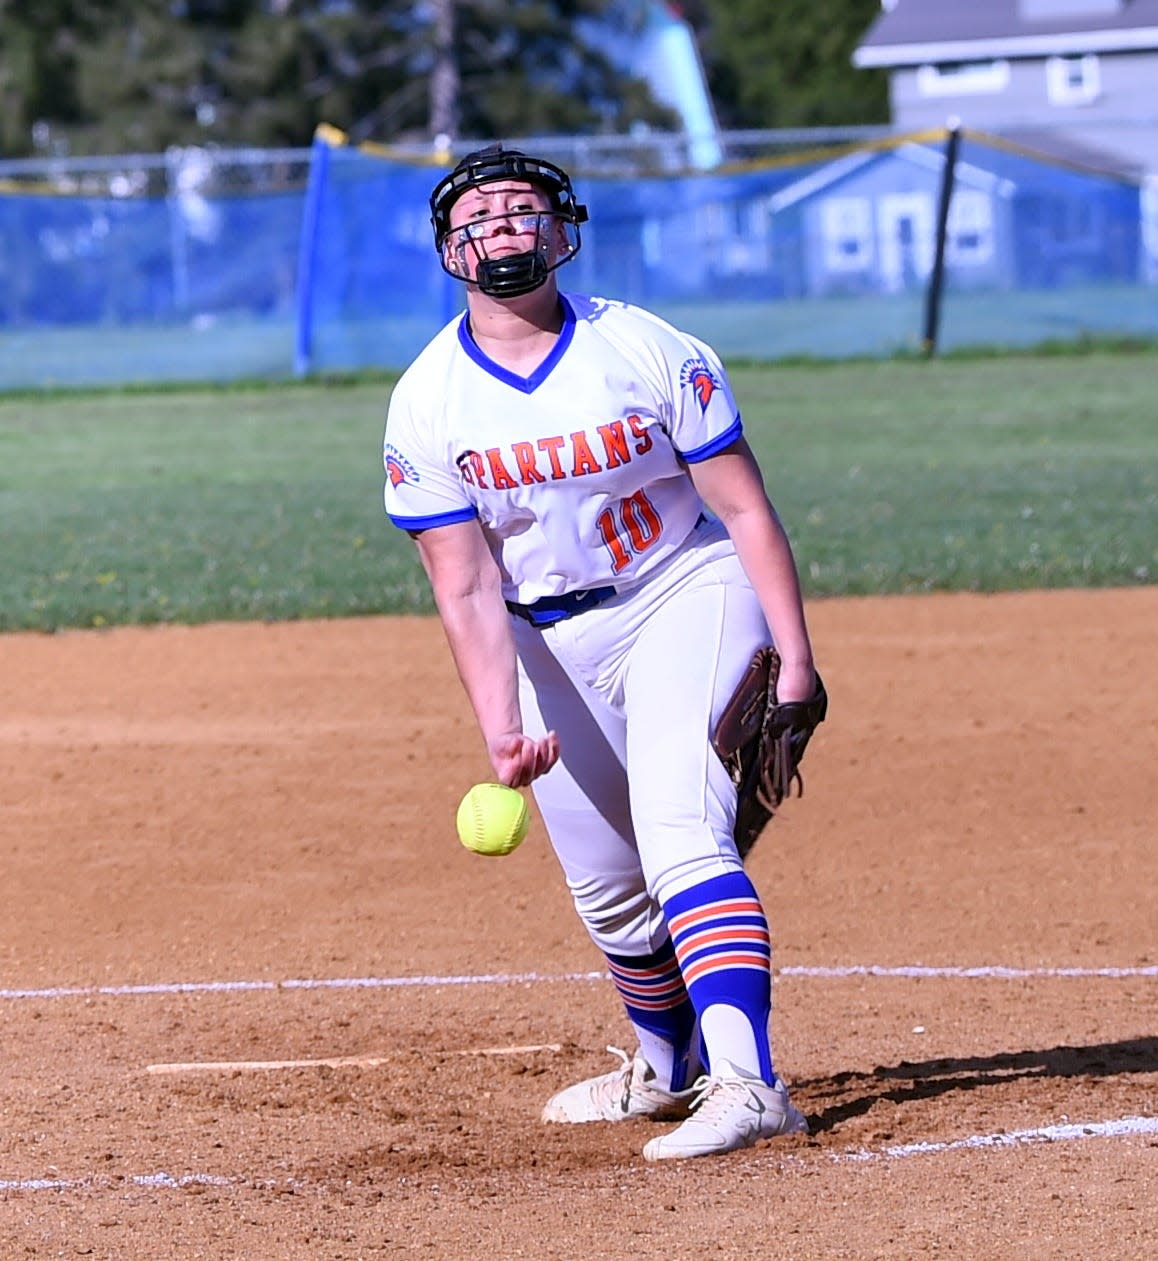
[0,970,604,1001]
[1,963,1155,1002]
[0,1172,234,1193]
[144,1043,564,1075]
[832,1114,1158,1164]
[779,964,1158,979]
[3,1115,1155,1193]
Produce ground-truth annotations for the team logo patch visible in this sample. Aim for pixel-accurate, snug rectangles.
[455,449,482,485]
[679,358,721,412]
[384,442,419,488]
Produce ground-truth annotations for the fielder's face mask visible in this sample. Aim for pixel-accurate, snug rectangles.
[430,145,588,299]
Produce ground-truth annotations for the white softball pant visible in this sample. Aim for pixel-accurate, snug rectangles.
[511,517,771,957]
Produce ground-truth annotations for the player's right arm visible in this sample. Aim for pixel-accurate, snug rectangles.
[412,520,559,789]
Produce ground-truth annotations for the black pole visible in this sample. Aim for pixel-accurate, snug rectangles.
[922,122,961,358]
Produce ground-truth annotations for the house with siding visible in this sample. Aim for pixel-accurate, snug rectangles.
[653,132,1144,301]
[766,135,1142,297]
[852,0,1158,177]
[765,142,1019,298]
[585,3,1158,304]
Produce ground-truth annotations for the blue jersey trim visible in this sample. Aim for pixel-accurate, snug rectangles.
[679,414,743,463]
[387,506,478,531]
[457,296,577,393]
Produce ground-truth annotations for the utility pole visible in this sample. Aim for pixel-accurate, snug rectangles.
[921,121,961,358]
[430,0,460,146]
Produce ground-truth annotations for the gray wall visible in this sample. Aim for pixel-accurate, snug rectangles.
[889,52,1158,173]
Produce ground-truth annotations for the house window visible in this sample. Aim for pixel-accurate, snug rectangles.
[946,190,994,267]
[1046,55,1101,106]
[916,60,1011,97]
[696,201,773,276]
[821,198,873,273]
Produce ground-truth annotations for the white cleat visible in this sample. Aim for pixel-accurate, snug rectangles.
[641,1059,808,1160]
[541,1046,698,1124]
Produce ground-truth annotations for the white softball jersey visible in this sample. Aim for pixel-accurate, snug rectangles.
[382,292,744,605]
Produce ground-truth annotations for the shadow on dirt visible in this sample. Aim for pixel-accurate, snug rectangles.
[799,1036,1158,1133]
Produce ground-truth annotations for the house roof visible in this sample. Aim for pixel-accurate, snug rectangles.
[989,126,1148,178]
[854,0,1158,68]
[767,142,1015,215]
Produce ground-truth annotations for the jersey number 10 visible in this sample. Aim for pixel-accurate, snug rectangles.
[595,489,663,574]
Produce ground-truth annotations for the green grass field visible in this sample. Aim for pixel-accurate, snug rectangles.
[1,350,1154,631]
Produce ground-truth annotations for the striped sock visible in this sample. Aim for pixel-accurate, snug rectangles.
[604,940,699,1091]
[662,871,774,1082]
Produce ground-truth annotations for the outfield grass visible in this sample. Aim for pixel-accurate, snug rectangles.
[0,350,1154,631]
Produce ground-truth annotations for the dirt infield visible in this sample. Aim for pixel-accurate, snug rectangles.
[1,588,1155,1259]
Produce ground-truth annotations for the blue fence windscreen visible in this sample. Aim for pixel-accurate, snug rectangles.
[0,127,1154,390]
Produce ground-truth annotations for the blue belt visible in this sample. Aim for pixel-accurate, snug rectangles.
[505,585,617,628]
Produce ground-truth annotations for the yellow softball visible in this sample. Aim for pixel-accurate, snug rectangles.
[455,783,530,856]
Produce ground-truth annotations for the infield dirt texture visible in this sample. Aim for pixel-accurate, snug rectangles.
[2,587,1155,1258]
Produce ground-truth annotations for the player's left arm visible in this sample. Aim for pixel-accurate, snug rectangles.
[688,437,817,704]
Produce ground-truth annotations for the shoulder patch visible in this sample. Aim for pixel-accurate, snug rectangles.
[679,358,721,413]
[384,442,420,487]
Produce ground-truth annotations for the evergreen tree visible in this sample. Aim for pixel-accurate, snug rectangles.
[686,0,889,129]
[0,0,123,155]
[0,0,678,157]
[0,0,891,158]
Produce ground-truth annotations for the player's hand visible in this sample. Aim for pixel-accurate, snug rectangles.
[487,730,560,788]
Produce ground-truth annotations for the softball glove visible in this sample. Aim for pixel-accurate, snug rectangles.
[712,647,828,859]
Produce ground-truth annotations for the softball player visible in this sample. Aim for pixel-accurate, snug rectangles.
[383,146,818,1160]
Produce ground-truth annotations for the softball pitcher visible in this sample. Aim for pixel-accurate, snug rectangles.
[383,145,819,1160]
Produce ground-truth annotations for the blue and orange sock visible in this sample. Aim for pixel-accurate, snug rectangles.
[662,870,775,1082]
[604,939,699,1091]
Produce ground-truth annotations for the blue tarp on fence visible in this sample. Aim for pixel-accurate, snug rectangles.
[0,127,1154,389]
